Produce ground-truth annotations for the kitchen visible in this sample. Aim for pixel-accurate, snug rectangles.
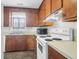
[1,0,77,59]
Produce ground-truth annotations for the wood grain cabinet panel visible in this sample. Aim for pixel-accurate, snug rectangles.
[38,0,47,26]
[48,46,67,59]
[5,35,36,52]
[38,0,52,26]
[14,35,27,51]
[51,0,62,13]
[6,36,16,51]
[26,10,39,27]
[39,0,51,20]
[39,0,46,21]
[25,35,36,50]
[38,0,62,26]
[4,8,10,27]
[45,0,51,17]
[63,0,77,21]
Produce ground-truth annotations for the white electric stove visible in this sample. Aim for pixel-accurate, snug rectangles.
[36,27,73,59]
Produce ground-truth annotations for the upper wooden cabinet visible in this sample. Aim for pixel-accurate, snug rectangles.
[39,0,46,21]
[51,0,62,13]
[4,8,10,27]
[38,0,62,26]
[38,0,53,26]
[39,0,76,22]
[62,0,77,21]
[39,0,51,21]
[45,0,51,17]
[26,10,39,27]
[39,0,62,20]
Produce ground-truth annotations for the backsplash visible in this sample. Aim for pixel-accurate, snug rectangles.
[48,22,77,41]
[1,27,38,35]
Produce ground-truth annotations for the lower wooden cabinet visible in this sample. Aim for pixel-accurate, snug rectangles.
[5,36,16,51]
[25,35,36,50]
[48,46,67,59]
[5,35,36,52]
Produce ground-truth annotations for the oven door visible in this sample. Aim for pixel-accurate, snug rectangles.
[37,39,48,59]
[38,43,43,53]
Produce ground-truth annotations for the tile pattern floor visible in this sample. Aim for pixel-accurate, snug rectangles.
[4,51,36,59]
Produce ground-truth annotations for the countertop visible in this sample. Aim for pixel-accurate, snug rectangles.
[47,41,77,59]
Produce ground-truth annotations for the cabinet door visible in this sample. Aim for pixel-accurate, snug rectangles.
[4,8,9,27]
[30,11,38,27]
[26,10,38,27]
[5,36,16,52]
[14,35,27,51]
[39,0,46,21]
[25,35,36,50]
[63,0,77,21]
[51,0,62,13]
[38,1,47,26]
[45,0,51,17]
[32,13,39,27]
[48,46,67,59]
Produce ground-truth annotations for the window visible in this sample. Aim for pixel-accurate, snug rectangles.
[10,12,26,29]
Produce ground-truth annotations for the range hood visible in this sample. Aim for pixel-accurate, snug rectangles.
[43,10,63,22]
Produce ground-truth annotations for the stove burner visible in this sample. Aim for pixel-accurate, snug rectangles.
[52,38,62,40]
[45,38,62,41]
[45,39,53,41]
[40,35,51,38]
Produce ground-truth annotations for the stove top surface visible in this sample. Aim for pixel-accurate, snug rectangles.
[39,35,51,38]
[37,35,62,42]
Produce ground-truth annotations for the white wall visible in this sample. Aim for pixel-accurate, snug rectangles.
[1,4,3,25]
[48,21,77,41]
[58,21,77,29]
[59,22,77,41]
[1,4,4,59]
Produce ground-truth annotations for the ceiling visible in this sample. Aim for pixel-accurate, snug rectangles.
[1,0,43,9]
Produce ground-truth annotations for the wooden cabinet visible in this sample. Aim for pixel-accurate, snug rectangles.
[48,46,67,59]
[25,35,36,50]
[39,0,62,20]
[38,0,53,26]
[4,8,10,27]
[38,0,47,26]
[63,0,77,21]
[26,10,39,27]
[14,35,27,51]
[5,35,36,52]
[4,7,39,27]
[39,0,76,22]
[45,0,51,17]
[51,0,62,13]
[38,0,62,26]
[6,36,16,51]
[39,0,46,21]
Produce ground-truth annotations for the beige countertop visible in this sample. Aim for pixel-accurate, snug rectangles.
[47,41,77,59]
